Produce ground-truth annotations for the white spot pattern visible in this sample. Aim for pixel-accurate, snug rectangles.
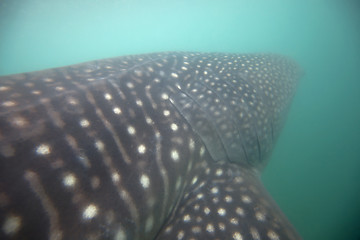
[2,215,22,236]
[171,150,179,161]
[35,144,51,155]
[63,173,76,187]
[82,204,98,220]
[139,174,150,190]
[138,144,146,154]
[128,126,136,135]
[0,52,300,240]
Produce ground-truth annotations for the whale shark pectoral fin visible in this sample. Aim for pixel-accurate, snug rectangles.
[156,162,301,240]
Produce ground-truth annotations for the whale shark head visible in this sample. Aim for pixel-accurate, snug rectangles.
[0,52,302,240]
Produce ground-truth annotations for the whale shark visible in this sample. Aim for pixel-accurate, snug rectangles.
[0,52,302,240]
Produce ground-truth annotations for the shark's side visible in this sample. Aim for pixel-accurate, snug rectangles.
[0,52,302,240]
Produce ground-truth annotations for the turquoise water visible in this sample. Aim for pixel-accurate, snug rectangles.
[1,0,359,239]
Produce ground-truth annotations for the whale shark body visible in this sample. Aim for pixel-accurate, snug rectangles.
[0,52,302,240]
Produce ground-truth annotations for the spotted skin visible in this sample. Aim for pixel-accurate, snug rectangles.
[0,52,301,240]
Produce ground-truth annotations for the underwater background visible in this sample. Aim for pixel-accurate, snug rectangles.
[0,0,359,239]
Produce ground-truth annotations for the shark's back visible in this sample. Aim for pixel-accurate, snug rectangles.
[0,52,301,240]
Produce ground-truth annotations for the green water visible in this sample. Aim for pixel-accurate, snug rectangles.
[1,0,359,239]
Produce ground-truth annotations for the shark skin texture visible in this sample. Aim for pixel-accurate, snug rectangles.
[0,52,302,240]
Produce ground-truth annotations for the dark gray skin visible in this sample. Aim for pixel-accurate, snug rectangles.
[0,52,302,240]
